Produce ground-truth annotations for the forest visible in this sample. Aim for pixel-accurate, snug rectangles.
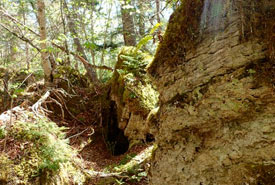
[0,0,274,185]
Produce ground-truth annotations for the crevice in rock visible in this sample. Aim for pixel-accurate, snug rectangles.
[102,100,129,156]
[145,133,155,143]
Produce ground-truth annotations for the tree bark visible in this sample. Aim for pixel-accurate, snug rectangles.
[60,0,70,65]
[37,0,53,83]
[155,0,161,25]
[21,4,30,71]
[137,0,146,37]
[120,0,136,46]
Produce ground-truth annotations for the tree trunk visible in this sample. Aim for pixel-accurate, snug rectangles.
[89,2,96,66]
[37,0,53,83]
[60,0,70,65]
[22,4,30,71]
[137,0,146,37]
[3,72,10,111]
[120,0,136,46]
[63,0,99,84]
[148,0,275,184]
[155,0,161,25]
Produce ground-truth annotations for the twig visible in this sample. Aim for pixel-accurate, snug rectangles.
[49,97,65,119]
[1,10,114,72]
[66,128,94,140]
[52,90,86,125]
[17,73,33,89]
[0,8,40,36]
[0,23,41,52]
[149,0,175,23]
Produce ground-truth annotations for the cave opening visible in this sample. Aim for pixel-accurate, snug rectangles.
[102,101,129,156]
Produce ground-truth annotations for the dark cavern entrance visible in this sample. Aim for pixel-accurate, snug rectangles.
[102,100,129,156]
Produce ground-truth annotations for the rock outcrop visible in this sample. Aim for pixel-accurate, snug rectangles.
[111,47,159,142]
[148,0,275,184]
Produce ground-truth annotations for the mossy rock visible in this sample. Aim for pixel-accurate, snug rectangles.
[108,47,159,141]
[0,113,85,185]
[112,47,158,114]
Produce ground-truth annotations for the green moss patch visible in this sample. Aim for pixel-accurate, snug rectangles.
[112,47,159,115]
[0,112,85,185]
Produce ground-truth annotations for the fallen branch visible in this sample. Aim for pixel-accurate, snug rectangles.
[84,170,128,179]
[66,128,93,140]
[52,43,114,71]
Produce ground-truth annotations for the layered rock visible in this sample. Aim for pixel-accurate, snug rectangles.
[111,47,159,142]
[148,0,275,184]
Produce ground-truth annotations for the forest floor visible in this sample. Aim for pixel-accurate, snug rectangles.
[51,110,150,185]
[0,87,151,185]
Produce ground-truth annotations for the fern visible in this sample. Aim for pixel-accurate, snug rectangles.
[136,23,162,51]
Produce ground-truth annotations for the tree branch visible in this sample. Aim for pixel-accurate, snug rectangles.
[0,23,41,52]
[52,43,113,71]
[0,8,40,36]
[0,10,113,72]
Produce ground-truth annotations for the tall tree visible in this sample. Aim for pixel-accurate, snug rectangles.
[37,0,53,83]
[137,0,146,37]
[63,0,99,84]
[60,0,70,65]
[120,0,136,46]
[155,0,161,25]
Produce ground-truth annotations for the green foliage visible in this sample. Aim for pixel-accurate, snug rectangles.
[13,119,69,172]
[104,153,147,184]
[117,47,152,73]
[54,65,88,86]
[84,41,97,50]
[113,47,159,113]
[103,146,154,184]
[248,69,256,74]
[0,115,85,184]
[136,35,153,50]
[136,23,162,51]
[119,153,137,166]
[149,22,162,35]
[0,126,6,139]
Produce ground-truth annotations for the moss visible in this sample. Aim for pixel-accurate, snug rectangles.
[0,114,85,184]
[54,65,89,88]
[112,46,159,115]
[0,126,5,139]
[148,0,204,77]
[112,145,154,174]
[238,0,275,60]
[0,154,14,183]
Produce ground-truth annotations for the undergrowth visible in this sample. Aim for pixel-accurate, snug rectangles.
[0,114,85,185]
